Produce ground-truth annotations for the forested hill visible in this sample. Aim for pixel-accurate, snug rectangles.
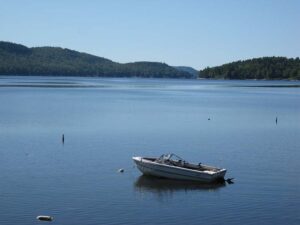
[0,41,191,78]
[173,66,198,78]
[200,57,300,80]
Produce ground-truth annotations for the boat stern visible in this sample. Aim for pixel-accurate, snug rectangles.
[215,168,227,179]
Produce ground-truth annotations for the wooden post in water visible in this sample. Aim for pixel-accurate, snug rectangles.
[62,134,65,144]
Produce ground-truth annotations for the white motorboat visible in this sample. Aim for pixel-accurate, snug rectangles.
[133,153,226,183]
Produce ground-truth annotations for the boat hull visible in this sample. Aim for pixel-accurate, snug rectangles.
[133,156,226,183]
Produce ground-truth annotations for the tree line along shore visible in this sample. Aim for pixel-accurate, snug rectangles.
[0,41,299,80]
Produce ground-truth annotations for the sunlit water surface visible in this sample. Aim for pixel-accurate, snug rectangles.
[0,76,299,225]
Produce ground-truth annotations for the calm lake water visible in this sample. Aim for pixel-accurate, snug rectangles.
[0,76,299,225]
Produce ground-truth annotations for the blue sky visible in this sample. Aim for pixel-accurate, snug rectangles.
[1,0,299,69]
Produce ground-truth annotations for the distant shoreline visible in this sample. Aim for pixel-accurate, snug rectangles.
[1,41,299,80]
[1,75,300,83]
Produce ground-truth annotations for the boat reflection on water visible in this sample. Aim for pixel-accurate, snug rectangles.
[134,175,226,197]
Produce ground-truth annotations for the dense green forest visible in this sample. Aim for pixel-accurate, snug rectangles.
[0,41,192,78]
[200,57,300,80]
[1,41,299,80]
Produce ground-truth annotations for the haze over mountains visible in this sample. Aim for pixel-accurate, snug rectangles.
[173,66,198,78]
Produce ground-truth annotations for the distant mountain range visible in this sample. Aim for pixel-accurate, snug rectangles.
[0,41,193,78]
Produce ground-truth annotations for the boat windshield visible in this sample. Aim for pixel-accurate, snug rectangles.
[157,153,184,163]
